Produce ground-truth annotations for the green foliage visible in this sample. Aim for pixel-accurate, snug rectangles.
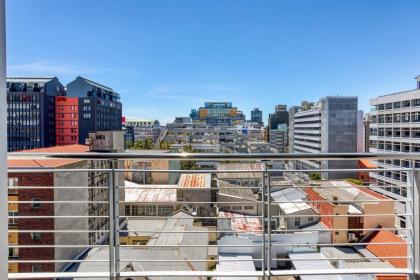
[309,173,321,180]
[346,178,364,185]
[180,144,199,170]
[125,140,133,149]
[131,138,154,150]
[159,140,170,150]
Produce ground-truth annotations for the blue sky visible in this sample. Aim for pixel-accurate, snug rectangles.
[5,0,420,124]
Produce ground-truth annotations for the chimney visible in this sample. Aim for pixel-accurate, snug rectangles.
[416,75,420,89]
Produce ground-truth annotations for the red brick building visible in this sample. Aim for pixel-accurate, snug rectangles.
[8,145,89,274]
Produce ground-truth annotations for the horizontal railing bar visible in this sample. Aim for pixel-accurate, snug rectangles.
[9,244,263,248]
[8,168,112,173]
[7,213,408,219]
[273,227,411,232]
[281,214,411,218]
[7,268,413,279]
[6,228,408,233]
[6,167,417,174]
[9,201,109,204]
[8,215,263,219]
[272,256,412,261]
[9,199,409,204]
[10,256,411,263]
[9,215,110,219]
[270,242,411,246]
[8,259,109,263]
[8,229,110,233]
[8,151,420,160]
[8,186,109,189]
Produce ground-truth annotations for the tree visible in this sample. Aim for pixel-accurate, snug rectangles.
[180,144,199,170]
[126,140,133,149]
[132,138,154,150]
[309,173,321,180]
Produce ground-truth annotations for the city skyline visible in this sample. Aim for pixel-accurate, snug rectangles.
[5,0,420,124]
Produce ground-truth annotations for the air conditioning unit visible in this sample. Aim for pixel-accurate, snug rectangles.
[348,233,357,242]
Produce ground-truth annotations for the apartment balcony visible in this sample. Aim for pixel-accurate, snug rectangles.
[5,152,420,279]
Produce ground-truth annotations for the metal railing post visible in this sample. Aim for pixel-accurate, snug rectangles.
[108,160,119,279]
[0,0,6,279]
[261,164,266,280]
[113,159,120,279]
[409,167,420,279]
[266,161,271,280]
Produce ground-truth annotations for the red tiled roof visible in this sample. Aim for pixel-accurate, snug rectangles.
[9,144,89,168]
[19,144,89,153]
[359,159,377,169]
[366,230,407,269]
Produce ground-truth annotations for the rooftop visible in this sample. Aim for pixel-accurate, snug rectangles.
[125,180,177,203]
[311,180,388,204]
[217,162,264,179]
[8,144,89,168]
[178,173,211,189]
[216,254,258,280]
[219,211,262,233]
[271,188,312,214]
[218,180,256,201]
[289,252,343,280]
[366,231,408,269]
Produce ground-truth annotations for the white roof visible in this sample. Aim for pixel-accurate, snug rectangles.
[125,180,177,203]
[216,254,258,280]
[271,189,312,214]
[348,205,363,215]
[289,252,343,280]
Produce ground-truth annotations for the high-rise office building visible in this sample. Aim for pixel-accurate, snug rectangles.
[7,77,65,151]
[190,102,245,126]
[369,76,420,227]
[290,97,358,179]
[57,76,122,145]
[268,105,289,130]
[250,108,263,125]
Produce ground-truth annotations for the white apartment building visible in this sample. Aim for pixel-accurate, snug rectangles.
[369,76,420,227]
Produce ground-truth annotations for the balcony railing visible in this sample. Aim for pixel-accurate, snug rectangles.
[5,152,420,279]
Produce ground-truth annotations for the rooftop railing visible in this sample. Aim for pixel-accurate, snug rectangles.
[5,152,420,279]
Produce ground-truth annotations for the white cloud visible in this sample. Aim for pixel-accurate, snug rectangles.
[7,60,137,77]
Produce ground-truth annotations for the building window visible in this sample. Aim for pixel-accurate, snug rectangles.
[31,232,41,241]
[158,206,173,216]
[9,248,18,259]
[145,205,156,216]
[8,211,17,226]
[31,198,41,209]
[32,264,42,272]
[125,205,131,216]
[244,206,254,210]
[308,217,314,223]
[232,206,242,210]
[294,218,301,227]
[335,231,340,235]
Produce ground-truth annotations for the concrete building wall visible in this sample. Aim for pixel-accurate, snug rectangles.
[54,162,89,271]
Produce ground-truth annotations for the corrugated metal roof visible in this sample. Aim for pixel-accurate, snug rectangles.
[125,180,177,203]
[217,163,264,179]
[218,180,256,201]
[271,189,312,214]
[178,173,211,188]
[219,211,262,232]
[216,254,258,280]
[289,252,343,280]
